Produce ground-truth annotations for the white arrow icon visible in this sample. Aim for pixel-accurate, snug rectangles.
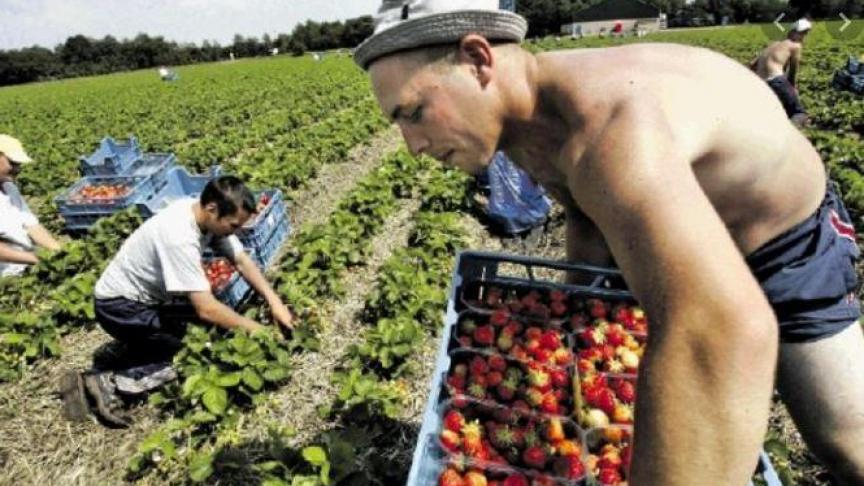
[774,13,786,32]
[840,13,851,32]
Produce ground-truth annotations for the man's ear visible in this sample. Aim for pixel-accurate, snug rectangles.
[458,34,494,87]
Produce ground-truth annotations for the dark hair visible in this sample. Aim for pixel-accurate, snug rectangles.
[200,175,256,218]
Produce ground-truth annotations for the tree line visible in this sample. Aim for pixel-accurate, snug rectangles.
[1,1,862,86]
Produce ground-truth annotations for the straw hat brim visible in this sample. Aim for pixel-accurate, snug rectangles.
[354,9,528,70]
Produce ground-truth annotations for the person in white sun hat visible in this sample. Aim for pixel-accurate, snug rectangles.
[750,17,812,126]
[357,1,864,484]
[0,134,62,277]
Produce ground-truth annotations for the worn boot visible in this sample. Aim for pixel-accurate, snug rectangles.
[83,372,132,428]
[58,370,90,422]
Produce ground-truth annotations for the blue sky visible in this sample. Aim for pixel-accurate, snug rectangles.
[0,0,381,50]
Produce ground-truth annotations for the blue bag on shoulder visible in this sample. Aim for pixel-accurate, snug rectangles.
[486,152,551,235]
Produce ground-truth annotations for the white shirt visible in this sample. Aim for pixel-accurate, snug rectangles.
[0,182,38,277]
[94,198,243,304]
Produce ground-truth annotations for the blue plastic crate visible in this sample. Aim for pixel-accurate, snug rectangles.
[255,212,291,269]
[137,165,222,219]
[406,251,783,486]
[55,174,161,232]
[203,254,256,308]
[135,153,175,194]
[238,190,286,249]
[79,136,143,176]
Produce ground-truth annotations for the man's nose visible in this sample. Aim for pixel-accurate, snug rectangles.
[399,124,429,157]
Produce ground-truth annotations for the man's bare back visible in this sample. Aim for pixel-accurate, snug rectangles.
[754,39,801,80]
[501,43,824,257]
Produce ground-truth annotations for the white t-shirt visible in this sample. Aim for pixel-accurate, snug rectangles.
[0,182,38,277]
[94,198,244,304]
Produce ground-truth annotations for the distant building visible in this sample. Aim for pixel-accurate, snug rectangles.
[561,0,663,37]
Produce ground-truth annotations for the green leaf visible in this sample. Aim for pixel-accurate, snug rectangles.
[242,368,264,391]
[188,452,215,482]
[216,371,242,387]
[263,367,289,382]
[302,446,328,466]
[202,386,228,415]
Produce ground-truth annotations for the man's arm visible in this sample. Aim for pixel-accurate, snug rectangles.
[232,251,294,329]
[0,242,37,265]
[788,45,802,87]
[187,290,266,333]
[26,224,62,251]
[574,102,777,485]
[563,207,614,284]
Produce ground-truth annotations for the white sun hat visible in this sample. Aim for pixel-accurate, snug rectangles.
[0,135,33,164]
[354,0,528,70]
[791,18,812,32]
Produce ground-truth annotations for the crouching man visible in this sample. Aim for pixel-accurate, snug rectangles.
[61,175,294,426]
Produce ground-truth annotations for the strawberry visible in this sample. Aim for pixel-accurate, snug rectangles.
[525,338,541,356]
[496,379,518,402]
[525,387,544,407]
[513,400,531,415]
[504,321,523,336]
[462,422,484,456]
[488,354,507,372]
[614,379,636,404]
[527,366,552,392]
[505,367,523,382]
[527,303,550,319]
[598,468,622,485]
[453,364,468,377]
[557,439,582,457]
[577,358,595,374]
[502,474,529,486]
[580,327,606,347]
[600,344,616,362]
[469,356,489,376]
[490,424,516,449]
[554,455,586,480]
[598,451,623,470]
[464,471,488,486]
[522,424,540,448]
[444,410,465,432]
[550,368,569,388]
[550,289,567,302]
[605,325,626,347]
[496,332,513,352]
[546,417,565,441]
[460,318,478,335]
[595,387,617,416]
[533,348,553,364]
[486,371,504,387]
[510,344,529,361]
[522,446,548,469]
[439,467,465,486]
[440,429,461,452]
[490,309,510,327]
[550,300,568,317]
[458,336,473,348]
[587,298,607,319]
[612,403,634,424]
[468,382,487,400]
[447,374,466,390]
[579,347,603,363]
[619,348,640,371]
[604,358,626,374]
[525,327,543,340]
[552,348,573,366]
[621,444,633,472]
[521,293,539,309]
[540,392,559,414]
[584,408,610,428]
[532,476,556,486]
[569,313,588,330]
[452,392,469,409]
[473,325,496,346]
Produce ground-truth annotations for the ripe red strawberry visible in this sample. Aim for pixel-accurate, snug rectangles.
[552,348,574,366]
[613,403,634,424]
[440,429,461,452]
[496,379,518,402]
[488,354,507,372]
[569,313,588,330]
[580,328,606,347]
[550,368,569,388]
[614,380,636,404]
[557,439,582,457]
[504,321,523,336]
[550,289,567,302]
[444,410,465,432]
[490,309,510,326]
[439,467,465,486]
[486,371,504,387]
[554,455,586,480]
[502,473,529,486]
[452,392,469,409]
[598,468,622,485]
[587,298,607,319]
[473,325,495,346]
[600,344,616,361]
[533,348,553,364]
[469,356,489,376]
[540,392,559,414]
[532,476,556,486]
[522,446,548,469]
[605,326,626,347]
[577,358,595,374]
[525,327,543,340]
[464,471,488,486]
[447,374,466,390]
[539,330,562,350]
[621,444,633,472]
[598,452,623,470]
[550,300,568,317]
[510,344,529,361]
[525,338,541,356]
[596,388,617,416]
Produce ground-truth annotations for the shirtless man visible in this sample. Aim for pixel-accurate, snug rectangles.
[750,18,811,125]
[355,2,864,484]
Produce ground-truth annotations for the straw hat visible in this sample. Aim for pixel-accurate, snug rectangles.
[354,0,528,70]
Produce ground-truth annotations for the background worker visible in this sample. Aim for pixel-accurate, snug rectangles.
[60,176,295,427]
[751,18,812,125]
[0,134,62,277]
